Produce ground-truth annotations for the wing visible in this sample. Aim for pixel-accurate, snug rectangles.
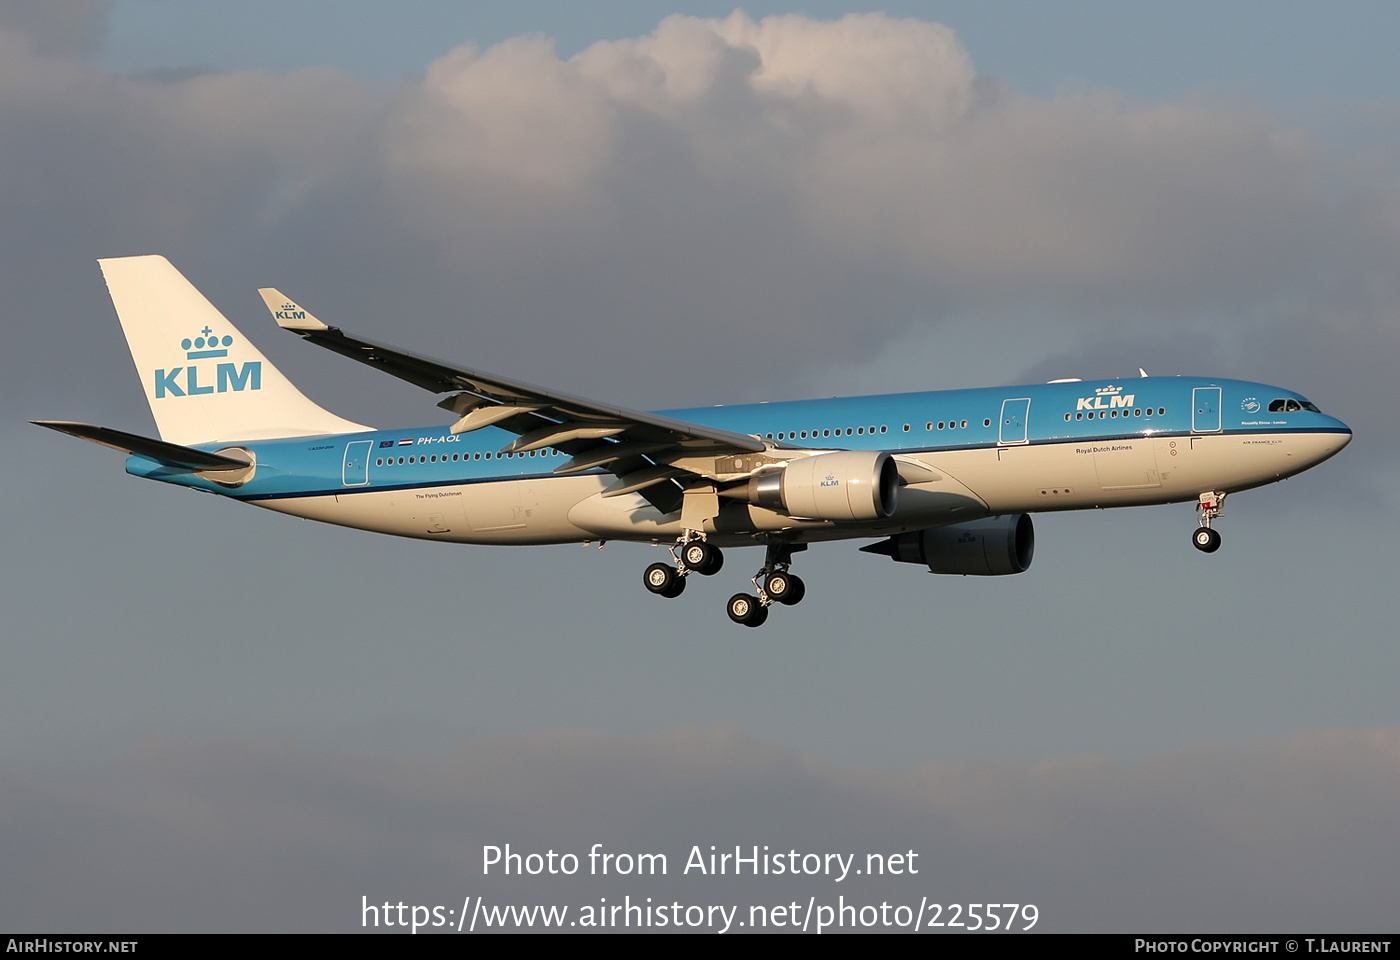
[259,289,768,514]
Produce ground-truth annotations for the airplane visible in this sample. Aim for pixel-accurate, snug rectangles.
[36,256,1352,627]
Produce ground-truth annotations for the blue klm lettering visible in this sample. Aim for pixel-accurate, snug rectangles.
[217,361,261,392]
[154,361,262,398]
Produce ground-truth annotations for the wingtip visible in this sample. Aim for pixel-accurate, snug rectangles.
[258,287,328,331]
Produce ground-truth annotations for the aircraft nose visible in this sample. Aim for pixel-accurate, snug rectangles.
[1316,421,1352,462]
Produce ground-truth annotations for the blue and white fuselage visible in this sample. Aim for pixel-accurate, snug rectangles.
[126,377,1349,546]
[42,257,1351,627]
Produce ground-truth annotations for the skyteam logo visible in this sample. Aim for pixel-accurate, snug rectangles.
[273,302,306,322]
[1076,384,1136,411]
[154,326,261,399]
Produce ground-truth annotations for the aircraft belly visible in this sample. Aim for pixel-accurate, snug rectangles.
[568,489,684,539]
[930,444,1097,513]
[251,491,461,541]
[250,477,597,544]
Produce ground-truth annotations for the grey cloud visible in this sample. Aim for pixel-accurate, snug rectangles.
[3,726,1399,931]
[0,0,108,60]
[3,10,1397,422]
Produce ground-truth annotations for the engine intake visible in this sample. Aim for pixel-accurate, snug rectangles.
[861,514,1034,575]
[742,450,899,522]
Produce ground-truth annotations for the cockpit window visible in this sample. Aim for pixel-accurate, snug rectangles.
[1268,399,1305,413]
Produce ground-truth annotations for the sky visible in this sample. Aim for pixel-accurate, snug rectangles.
[3,0,1400,934]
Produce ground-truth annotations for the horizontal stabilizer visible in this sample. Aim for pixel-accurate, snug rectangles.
[32,421,251,471]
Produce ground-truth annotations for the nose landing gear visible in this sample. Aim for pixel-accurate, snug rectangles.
[1192,491,1225,553]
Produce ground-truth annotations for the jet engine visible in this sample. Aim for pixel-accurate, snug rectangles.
[738,450,900,522]
[861,514,1034,575]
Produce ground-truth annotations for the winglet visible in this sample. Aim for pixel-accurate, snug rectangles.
[258,288,328,331]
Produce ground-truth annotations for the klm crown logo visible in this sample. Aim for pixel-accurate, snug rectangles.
[182,325,233,359]
[154,326,261,399]
[273,303,306,321]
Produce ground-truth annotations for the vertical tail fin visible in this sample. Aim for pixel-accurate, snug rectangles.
[99,255,369,444]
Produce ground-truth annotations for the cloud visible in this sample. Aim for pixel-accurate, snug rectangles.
[0,0,108,59]
[3,726,1399,931]
[3,10,1394,462]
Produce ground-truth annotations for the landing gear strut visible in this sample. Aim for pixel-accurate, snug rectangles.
[1192,491,1225,553]
[727,543,807,627]
[642,532,724,599]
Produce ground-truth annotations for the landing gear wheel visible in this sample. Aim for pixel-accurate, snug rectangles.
[764,572,805,606]
[682,541,724,576]
[644,562,681,596]
[1192,527,1221,553]
[727,593,769,627]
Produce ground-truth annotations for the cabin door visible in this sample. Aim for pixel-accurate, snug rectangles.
[1192,387,1222,433]
[342,440,372,486]
[999,398,1030,445]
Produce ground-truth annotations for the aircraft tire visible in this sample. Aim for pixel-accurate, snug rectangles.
[765,572,794,603]
[645,562,679,595]
[779,574,805,606]
[727,593,767,627]
[683,541,723,576]
[1192,527,1222,553]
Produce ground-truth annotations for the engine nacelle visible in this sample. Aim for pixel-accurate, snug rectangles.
[746,450,899,522]
[862,514,1034,575]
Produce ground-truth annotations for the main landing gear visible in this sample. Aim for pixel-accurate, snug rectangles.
[727,543,807,628]
[642,537,806,628]
[1192,491,1225,553]
[643,532,724,599]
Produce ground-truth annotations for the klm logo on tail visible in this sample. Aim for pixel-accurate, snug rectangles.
[154,328,261,398]
[273,302,306,322]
